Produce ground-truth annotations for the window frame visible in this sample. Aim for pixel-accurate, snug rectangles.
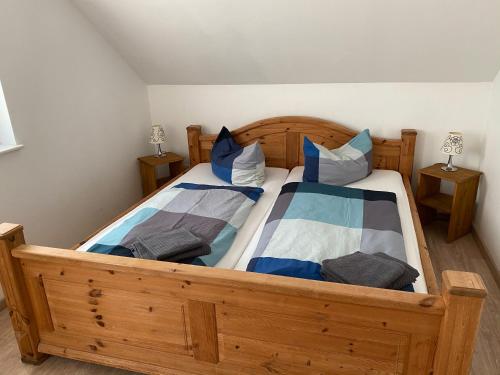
[0,80,22,155]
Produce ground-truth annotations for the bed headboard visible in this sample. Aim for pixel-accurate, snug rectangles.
[187,116,417,178]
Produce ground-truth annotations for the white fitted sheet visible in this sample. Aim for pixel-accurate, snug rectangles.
[77,163,290,269]
[235,166,428,294]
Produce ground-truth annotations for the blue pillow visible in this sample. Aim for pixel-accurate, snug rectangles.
[303,129,372,185]
[211,127,265,187]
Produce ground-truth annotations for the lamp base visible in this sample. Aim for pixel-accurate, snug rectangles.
[154,144,166,158]
[441,155,458,172]
[441,165,458,172]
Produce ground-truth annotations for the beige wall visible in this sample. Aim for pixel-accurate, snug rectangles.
[0,0,151,305]
[74,0,500,84]
[148,83,491,173]
[476,69,500,272]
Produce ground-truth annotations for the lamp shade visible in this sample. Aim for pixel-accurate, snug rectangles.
[441,132,463,156]
[150,125,166,145]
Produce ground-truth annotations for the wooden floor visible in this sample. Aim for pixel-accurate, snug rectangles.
[0,221,499,375]
[425,221,500,375]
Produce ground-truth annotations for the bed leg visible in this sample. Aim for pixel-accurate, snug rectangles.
[0,223,48,365]
[433,270,486,375]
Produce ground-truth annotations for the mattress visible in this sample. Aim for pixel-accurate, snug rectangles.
[77,163,290,269]
[235,166,428,294]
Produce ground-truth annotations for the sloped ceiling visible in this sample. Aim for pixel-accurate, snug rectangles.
[73,0,500,84]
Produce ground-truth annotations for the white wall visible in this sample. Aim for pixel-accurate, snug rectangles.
[74,0,500,84]
[0,0,150,257]
[476,70,500,272]
[149,83,491,173]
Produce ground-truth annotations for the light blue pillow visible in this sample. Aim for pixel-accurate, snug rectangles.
[303,129,372,185]
[211,127,265,187]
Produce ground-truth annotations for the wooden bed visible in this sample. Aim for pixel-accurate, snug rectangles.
[0,116,486,375]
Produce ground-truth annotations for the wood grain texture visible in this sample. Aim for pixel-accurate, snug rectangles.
[403,177,440,295]
[416,164,482,242]
[0,309,138,375]
[2,240,487,375]
[138,160,157,197]
[138,153,185,197]
[187,300,219,363]
[14,246,444,315]
[426,222,500,374]
[187,125,202,167]
[434,271,486,375]
[187,116,417,178]
[416,173,442,224]
[4,242,447,374]
[0,224,48,365]
[419,163,481,183]
[399,129,417,179]
[448,175,481,242]
[419,193,453,214]
[0,222,497,374]
[137,153,184,167]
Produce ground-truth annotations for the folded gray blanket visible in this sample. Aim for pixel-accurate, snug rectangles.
[373,252,420,289]
[129,228,211,262]
[320,251,419,289]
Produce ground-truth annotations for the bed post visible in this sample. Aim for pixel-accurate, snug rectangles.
[433,270,486,375]
[400,129,417,180]
[0,223,47,365]
[187,125,202,167]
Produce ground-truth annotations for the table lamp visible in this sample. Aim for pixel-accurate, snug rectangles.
[440,131,463,172]
[150,124,167,158]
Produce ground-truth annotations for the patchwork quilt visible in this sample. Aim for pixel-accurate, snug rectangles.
[247,182,405,280]
[81,183,263,266]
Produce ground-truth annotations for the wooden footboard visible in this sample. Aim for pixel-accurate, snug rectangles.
[0,224,486,375]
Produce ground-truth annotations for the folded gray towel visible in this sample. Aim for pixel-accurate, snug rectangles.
[166,243,211,262]
[129,228,211,262]
[321,251,419,289]
[131,240,211,262]
[373,252,420,290]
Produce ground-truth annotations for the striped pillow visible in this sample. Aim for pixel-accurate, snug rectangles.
[211,127,265,187]
[303,129,373,185]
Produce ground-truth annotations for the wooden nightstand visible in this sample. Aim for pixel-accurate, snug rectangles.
[416,163,481,242]
[138,152,184,197]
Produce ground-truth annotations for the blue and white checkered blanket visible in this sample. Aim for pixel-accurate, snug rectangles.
[247,182,405,280]
[83,183,263,266]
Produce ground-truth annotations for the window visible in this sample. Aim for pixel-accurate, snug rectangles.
[0,80,22,154]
